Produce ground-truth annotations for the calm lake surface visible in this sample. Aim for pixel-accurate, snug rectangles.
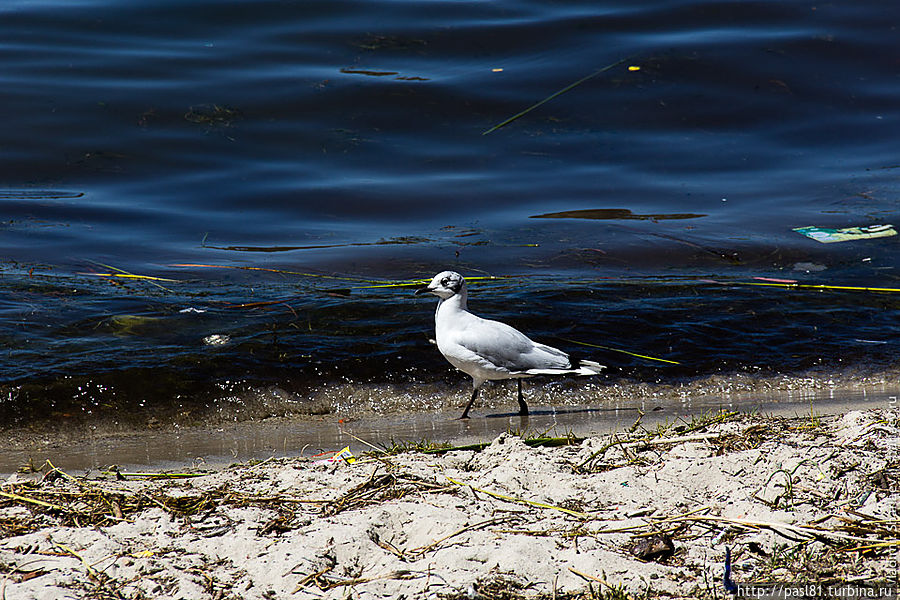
[1,0,898,465]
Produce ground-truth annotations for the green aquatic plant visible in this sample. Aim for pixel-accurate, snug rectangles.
[482,56,634,135]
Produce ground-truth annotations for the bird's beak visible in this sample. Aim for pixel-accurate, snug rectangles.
[415,286,432,296]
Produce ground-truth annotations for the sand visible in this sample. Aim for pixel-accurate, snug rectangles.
[1,407,898,599]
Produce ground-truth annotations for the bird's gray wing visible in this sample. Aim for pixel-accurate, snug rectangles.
[454,316,570,372]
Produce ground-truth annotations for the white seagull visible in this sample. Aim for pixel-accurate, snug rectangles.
[417,271,605,419]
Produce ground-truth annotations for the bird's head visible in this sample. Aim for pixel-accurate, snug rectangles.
[416,270,465,300]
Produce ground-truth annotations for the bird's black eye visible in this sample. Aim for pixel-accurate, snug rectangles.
[441,278,449,286]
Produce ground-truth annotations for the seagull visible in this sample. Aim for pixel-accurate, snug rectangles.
[417,271,605,419]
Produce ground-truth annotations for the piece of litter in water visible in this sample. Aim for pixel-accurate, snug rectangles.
[628,65,641,71]
[792,262,826,272]
[792,224,897,244]
[491,68,503,72]
[333,446,356,464]
[179,307,206,314]
[313,446,356,465]
[202,334,230,346]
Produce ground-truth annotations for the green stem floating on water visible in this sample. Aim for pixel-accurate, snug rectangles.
[84,260,180,294]
[561,337,681,365]
[172,263,393,285]
[481,55,634,135]
[729,280,900,294]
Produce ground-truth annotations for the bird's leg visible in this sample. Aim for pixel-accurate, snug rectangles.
[460,388,479,420]
[517,379,529,416]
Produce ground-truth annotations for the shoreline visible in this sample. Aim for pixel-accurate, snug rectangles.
[0,388,898,479]
[2,406,898,599]
[3,378,900,477]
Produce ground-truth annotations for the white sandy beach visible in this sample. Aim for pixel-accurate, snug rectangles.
[1,408,898,599]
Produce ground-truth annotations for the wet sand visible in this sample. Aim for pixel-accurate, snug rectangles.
[3,377,900,477]
[2,405,898,599]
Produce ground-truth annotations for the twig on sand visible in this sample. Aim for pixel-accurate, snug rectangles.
[445,475,590,519]
[575,432,723,472]
[50,539,101,580]
[0,491,70,513]
[658,514,897,545]
[623,432,722,448]
[322,469,453,517]
[568,567,624,595]
[293,567,423,593]
[406,516,514,558]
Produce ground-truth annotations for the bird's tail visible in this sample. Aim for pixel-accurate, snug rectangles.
[575,359,605,375]
[524,360,605,377]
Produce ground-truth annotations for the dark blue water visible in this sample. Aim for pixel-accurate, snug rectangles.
[1,0,898,435]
